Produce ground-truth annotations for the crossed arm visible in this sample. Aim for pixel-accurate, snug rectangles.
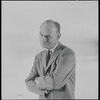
[25,55,45,95]
[25,49,75,95]
[37,50,76,90]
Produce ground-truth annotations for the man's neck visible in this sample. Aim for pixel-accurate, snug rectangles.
[48,41,59,53]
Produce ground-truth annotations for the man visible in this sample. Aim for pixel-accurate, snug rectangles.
[25,20,76,99]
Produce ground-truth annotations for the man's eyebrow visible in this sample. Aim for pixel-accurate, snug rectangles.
[40,32,50,36]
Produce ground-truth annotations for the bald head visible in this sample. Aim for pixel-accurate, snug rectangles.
[40,20,60,34]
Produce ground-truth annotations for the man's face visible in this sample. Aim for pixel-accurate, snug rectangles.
[39,22,60,50]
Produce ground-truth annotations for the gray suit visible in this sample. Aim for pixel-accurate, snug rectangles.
[25,42,76,99]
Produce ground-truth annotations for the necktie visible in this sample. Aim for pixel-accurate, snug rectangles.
[46,50,51,67]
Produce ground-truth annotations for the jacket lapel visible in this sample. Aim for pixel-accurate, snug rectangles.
[45,42,64,72]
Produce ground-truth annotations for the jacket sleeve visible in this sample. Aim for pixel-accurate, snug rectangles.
[25,55,45,95]
[38,49,76,90]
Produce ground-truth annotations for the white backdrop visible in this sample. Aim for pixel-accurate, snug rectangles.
[2,1,98,99]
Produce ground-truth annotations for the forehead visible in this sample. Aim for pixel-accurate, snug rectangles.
[40,22,57,35]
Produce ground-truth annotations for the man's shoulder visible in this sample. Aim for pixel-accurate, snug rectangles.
[60,44,75,56]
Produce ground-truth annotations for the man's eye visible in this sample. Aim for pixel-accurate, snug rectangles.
[46,35,51,38]
[45,36,48,38]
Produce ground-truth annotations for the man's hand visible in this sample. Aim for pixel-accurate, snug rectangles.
[35,76,45,89]
[35,76,51,95]
[38,76,45,89]
[35,77,40,85]
[36,76,49,90]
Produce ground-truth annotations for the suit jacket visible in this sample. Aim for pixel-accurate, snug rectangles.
[25,42,76,99]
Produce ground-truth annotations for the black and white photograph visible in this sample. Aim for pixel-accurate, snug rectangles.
[2,1,98,99]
